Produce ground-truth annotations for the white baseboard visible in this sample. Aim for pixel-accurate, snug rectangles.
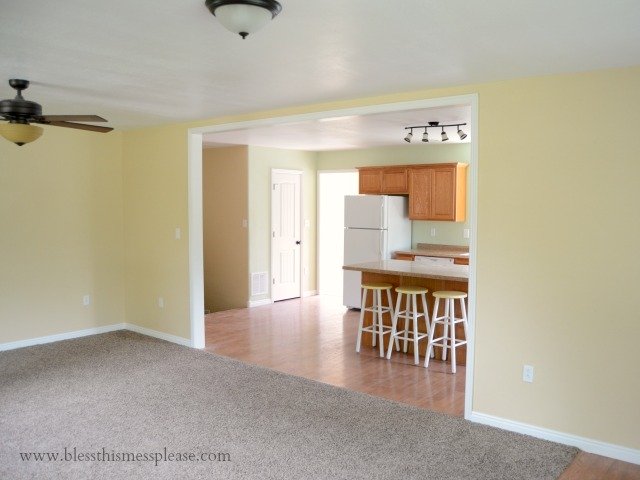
[0,323,126,352]
[469,411,640,465]
[303,290,318,297]
[247,298,273,308]
[124,323,191,347]
[0,322,191,351]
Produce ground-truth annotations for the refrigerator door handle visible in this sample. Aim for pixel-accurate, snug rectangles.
[379,233,383,258]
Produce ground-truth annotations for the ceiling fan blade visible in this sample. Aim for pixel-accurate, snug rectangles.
[38,115,108,122]
[47,121,113,133]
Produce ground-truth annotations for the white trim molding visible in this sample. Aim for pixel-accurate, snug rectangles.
[247,298,274,308]
[0,323,192,352]
[469,411,640,465]
[303,290,318,297]
[125,323,191,347]
[0,323,126,352]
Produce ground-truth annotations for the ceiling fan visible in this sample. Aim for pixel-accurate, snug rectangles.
[0,79,113,146]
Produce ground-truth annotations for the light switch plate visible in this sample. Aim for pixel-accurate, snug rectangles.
[83,295,91,307]
[523,365,534,383]
[463,229,470,239]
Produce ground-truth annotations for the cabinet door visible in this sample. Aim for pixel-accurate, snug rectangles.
[431,165,456,221]
[359,168,382,194]
[408,167,433,220]
[381,167,408,194]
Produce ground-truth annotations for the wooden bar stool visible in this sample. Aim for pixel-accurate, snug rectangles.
[425,291,468,373]
[386,286,430,365]
[356,282,396,357]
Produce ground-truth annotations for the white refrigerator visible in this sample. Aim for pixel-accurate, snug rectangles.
[343,195,412,309]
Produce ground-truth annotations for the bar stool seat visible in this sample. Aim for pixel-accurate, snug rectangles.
[425,291,468,373]
[356,282,397,357]
[386,286,431,365]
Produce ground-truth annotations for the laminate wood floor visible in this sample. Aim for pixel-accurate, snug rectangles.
[205,295,640,480]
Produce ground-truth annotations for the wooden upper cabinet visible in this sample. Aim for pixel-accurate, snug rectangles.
[407,167,433,218]
[381,167,408,194]
[358,167,408,194]
[358,168,383,194]
[408,163,467,221]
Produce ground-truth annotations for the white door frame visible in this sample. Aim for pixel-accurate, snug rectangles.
[188,93,479,420]
[271,168,304,302]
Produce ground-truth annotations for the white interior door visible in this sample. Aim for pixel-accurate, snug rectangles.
[271,170,302,302]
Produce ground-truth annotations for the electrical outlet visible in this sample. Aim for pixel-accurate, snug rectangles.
[82,294,91,307]
[463,228,470,239]
[158,297,165,309]
[523,365,534,383]
[175,227,181,240]
[430,228,436,237]
[242,219,248,228]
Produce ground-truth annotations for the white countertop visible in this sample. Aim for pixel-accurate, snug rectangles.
[343,259,469,282]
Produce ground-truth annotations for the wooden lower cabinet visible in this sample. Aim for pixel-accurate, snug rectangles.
[359,271,468,365]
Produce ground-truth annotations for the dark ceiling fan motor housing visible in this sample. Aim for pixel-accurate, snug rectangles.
[0,80,42,123]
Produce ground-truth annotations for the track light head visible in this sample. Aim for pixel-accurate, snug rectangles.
[404,129,413,143]
[457,127,467,140]
[441,127,448,142]
[422,128,429,143]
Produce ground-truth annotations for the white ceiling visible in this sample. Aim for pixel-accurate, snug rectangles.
[203,105,471,151]
[1,0,639,130]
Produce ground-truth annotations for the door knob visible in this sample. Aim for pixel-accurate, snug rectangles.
[296,240,301,245]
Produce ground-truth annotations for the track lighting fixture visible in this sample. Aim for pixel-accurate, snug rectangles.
[403,122,468,143]
[404,129,413,143]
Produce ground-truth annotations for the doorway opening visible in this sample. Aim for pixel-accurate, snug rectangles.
[317,170,358,298]
[188,94,479,420]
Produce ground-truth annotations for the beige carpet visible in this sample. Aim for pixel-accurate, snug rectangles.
[0,331,577,479]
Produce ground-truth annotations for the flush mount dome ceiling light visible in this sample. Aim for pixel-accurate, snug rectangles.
[205,0,282,39]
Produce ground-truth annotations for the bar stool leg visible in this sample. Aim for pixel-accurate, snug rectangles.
[371,291,377,348]
[356,288,367,353]
[442,299,450,362]
[386,288,399,351]
[387,292,402,359]
[425,297,439,368]
[402,293,410,353]
[421,293,434,358]
[377,290,385,357]
[460,296,468,339]
[411,294,420,365]
[449,298,457,373]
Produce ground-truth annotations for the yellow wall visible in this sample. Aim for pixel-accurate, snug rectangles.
[473,70,640,449]
[317,144,471,246]
[247,146,317,302]
[203,146,249,311]
[119,65,640,451]
[0,127,125,343]
[122,125,191,339]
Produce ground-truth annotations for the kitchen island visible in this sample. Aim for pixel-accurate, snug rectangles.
[343,259,469,365]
